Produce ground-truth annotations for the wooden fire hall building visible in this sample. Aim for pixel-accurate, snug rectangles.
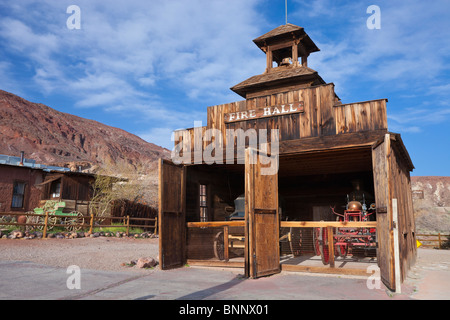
[159,24,416,291]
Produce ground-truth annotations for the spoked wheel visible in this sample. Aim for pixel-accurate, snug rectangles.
[289,227,302,257]
[213,231,225,260]
[65,211,85,232]
[37,214,56,231]
[25,212,38,231]
[335,239,348,258]
[319,227,330,265]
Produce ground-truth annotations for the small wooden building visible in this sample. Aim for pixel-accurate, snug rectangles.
[38,171,96,215]
[159,24,416,291]
[0,163,45,213]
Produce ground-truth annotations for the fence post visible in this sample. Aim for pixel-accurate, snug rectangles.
[438,233,441,249]
[126,215,130,236]
[155,216,158,235]
[224,225,229,262]
[43,211,49,239]
[89,214,94,234]
[327,226,335,268]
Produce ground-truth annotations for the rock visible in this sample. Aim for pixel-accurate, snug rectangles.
[56,234,65,239]
[77,232,85,238]
[34,232,43,238]
[136,257,157,269]
[47,233,55,238]
[115,232,122,238]
[10,230,23,239]
[69,232,78,239]
[84,232,91,237]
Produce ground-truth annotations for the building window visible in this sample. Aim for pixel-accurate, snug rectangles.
[50,180,61,198]
[199,184,208,222]
[12,181,26,208]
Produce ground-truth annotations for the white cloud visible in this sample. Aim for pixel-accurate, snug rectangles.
[0,0,265,127]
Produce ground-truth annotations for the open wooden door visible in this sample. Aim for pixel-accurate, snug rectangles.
[158,159,186,270]
[245,148,280,278]
[372,134,395,291]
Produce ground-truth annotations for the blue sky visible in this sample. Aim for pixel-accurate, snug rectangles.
[0,0,449,176]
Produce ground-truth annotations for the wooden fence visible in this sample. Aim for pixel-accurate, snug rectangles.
[416,233,450,249]
[0,212,157,238]
[186,220,378,276]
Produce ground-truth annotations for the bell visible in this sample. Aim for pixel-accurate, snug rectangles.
[280,57,291,66]
[348,201,362,211]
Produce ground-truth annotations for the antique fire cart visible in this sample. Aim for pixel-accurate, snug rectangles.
[315,197,377,265]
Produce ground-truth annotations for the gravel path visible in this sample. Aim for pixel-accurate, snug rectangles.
[0,237,160,273]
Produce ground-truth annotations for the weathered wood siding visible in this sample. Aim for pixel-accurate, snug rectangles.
[389,137,417,282]
[175,84,388,155]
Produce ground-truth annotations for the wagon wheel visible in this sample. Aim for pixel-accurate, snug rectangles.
[320,227,330,265]
[213,231,225,261]
[314,227,330,265]
[289,227,302,257]
[37,213,56,231]
[25,212,37,231]
[335,238,348,258]
[65,211,85,232]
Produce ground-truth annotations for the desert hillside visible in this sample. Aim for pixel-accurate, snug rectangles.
[0,89,171,205]
[0,90,170,171]
[411,176,450,233]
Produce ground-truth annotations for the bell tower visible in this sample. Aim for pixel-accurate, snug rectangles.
[253,23,319,72]
[231,23,326,99]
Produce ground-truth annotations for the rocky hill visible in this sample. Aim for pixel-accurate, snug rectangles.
[411,176,450,233]
[0,90,170,172]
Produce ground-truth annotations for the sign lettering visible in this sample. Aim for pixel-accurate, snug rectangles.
[224,101,304,123]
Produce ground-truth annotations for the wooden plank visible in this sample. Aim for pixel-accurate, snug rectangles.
[392,198,402,293]
[280,221,377,228]
[187,260,245,268]
[158,159,186,270]
[281,264,372,276]
[187,221,245,228]
[372,134,395,291]
[245,148,280,278]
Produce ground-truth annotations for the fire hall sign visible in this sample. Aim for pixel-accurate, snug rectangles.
[224,101,304,123]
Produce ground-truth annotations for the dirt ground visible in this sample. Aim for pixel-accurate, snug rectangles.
[0,237,160,272]
[1,237,449,299]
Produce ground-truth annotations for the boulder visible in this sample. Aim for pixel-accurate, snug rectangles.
[10,230,23,239]
[136,257,157,269]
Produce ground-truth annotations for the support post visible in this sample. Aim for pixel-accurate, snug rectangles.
[224,225,229,262]
[327,226,335,268]
[392,198,401,293]
[43,211,49,239]
[89,213,94,234]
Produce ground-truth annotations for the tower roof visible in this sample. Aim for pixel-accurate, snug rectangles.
[253,23,320,54]
[230,23,324,98]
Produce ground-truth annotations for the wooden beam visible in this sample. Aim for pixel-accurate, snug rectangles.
[280,221,377,228]
[279,130,387,156]
[281,264,371,276]
[187,221,245,228]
